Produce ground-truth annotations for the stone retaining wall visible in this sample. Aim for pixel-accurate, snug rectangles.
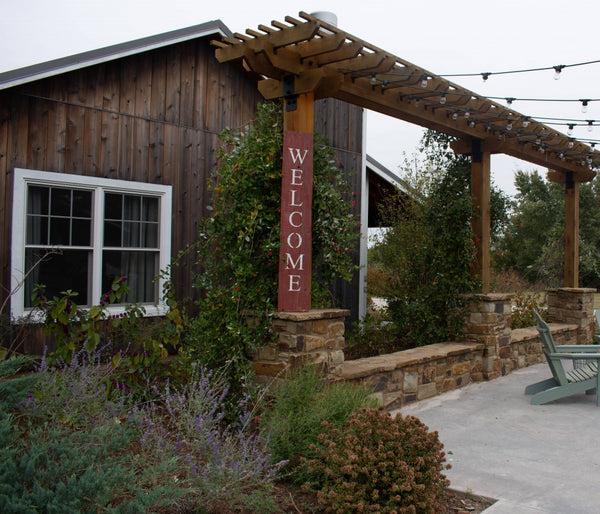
[327,323,579,410]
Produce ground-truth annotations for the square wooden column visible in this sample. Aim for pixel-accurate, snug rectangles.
[564,172,579,288]
[471,140,491,292]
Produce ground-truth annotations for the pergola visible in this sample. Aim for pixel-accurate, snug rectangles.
[214,11,599,297]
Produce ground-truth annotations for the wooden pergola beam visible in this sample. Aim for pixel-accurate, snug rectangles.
[214,10,600,291]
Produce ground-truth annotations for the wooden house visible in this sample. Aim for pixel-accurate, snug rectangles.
[1,19,399,343]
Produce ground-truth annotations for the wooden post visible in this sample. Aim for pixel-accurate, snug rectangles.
[278,91,315,311]
[564,172,579,288]
[471,140,491,292]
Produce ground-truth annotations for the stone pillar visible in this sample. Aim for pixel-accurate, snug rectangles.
[252,309,348,384]
[463,293,513,379]
[546,288,596,344]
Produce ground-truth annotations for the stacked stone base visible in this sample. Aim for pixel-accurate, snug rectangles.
[251,309,348,385]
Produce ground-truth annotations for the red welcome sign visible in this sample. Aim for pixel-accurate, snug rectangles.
[278,131,313,312]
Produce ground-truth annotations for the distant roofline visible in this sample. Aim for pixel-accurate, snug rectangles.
[366,154,409,193]
[0,20,232,91]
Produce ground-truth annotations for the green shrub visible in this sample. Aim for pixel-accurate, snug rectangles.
[260,365,377,483]
[510,291,547,329]
[306,408,450,513]
[344,314,416,359]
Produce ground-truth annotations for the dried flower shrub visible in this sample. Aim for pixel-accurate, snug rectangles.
[306,408,450,513]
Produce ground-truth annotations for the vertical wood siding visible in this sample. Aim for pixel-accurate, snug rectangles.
[0,37,364,330]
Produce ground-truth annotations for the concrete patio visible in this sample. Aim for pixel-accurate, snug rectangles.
[397,362,600,513]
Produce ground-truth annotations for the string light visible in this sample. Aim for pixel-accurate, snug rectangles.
[439,58,600,80]
[452,111,459,120]
[420,74,428,88]
[568,124,574,136]
[588,120,594,132]
[464,109,470,119]
[553,65,565,80]
[440,93,447,105]
[370,73,377,86]
[506,120,513,131]
[568,139,575,149]
[581,100,590,113]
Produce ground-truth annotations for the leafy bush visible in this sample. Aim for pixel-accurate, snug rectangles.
[0,354,180,513]
[260,365,377,483]
[510,291,547,329]
[344,314,416,359]
[188,101,360,391]
[0,349,280,513]
[306,408,450,513]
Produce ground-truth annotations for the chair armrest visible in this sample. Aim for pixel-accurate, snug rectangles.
[555,345,600,353]
[547,352,600,360]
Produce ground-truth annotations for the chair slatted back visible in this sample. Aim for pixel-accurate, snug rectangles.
[533,310,569,386]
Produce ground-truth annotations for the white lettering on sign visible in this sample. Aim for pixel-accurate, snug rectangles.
[288,148,309,164]
[291,168,303,186]
[285,253,304,270]
[290,189,303,207]
[289,211,302,227]
[287,232,303,249]
[289,274,301,291]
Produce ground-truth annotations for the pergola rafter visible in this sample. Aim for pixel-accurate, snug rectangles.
[213,11,596,294]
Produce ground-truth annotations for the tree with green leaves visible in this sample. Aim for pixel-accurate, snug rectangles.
[369,130,510,346]
[496,170,600,288]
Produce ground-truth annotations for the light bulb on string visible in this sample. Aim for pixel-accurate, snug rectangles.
[440,93,447,105]
[588,121,594,133]
[506,97,515,106]
[421,74,428,88]
[464,109,470,119]
[568,124,574,136]
[481,72,490,82]
[469,120,476,128]
[506,120,513,131]
[581,100,590,113]
[522,117,530,128]
[370,73,377,86]
[568,138,574,149]
[559,152,566,160]
[452,111,459,121]
[553,65,565,80]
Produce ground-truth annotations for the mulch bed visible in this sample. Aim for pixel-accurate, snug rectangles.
[269,482,496,513]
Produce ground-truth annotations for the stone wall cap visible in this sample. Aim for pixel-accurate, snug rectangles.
[274,309,350,321]
[330,342,484,380]
[511,323,577,343]
[547,287,597,293]
[466,292,514,301]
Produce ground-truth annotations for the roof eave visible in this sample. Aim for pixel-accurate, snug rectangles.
[0,19,232,91]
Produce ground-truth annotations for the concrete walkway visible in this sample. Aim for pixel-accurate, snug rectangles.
[396,363,600,513]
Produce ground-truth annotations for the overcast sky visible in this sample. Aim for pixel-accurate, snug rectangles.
[2,0,600,197]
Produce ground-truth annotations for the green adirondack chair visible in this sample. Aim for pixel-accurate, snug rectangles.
[525,309,600,406]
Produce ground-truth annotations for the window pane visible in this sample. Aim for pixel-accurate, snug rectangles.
[105,193,122,220]
[104,220,122,247]
[51,188,71,216]
[123,221,140,247]
[142,197,159,222]
[26,215,48,245]
[72,190,92,217]
[102,250,157,303]
[50,217,70,245]
[71,219,91,246]
[142,222,158,248]
[123,196,141,221]
[25,249,90,308]
[28,186,49,215]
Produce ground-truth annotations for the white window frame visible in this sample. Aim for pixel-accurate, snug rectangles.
[11,168,172,320]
